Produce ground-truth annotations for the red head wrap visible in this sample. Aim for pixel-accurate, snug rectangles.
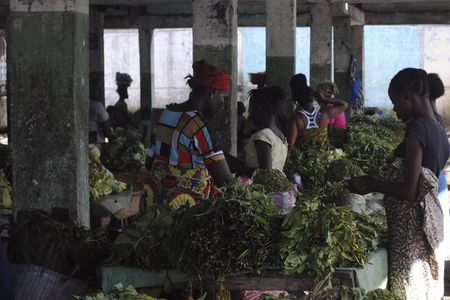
[185,60,231,92]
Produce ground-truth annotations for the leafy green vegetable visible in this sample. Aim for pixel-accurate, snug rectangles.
[89,146,127,200]
[8,210,112,286]
[280,199,382,278]
[74,283,158,300]
[172,182,279,278]
[101,128,146,171]
[364,289,401,300]
[253,169,294,193]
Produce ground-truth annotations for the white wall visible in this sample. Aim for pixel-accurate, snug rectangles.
[104,29,141,112]
[152,28,193,108]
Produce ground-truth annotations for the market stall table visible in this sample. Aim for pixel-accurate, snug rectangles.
[101,249,387,297]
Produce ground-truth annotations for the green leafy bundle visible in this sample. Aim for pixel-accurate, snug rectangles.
[285,149,362,201]
[364,289,401,300]
[89,146,127,200]
[342,116,404,178]
[172,182,279,278]
[74,283,157,300]
[280,199,381,278]
[112,206,175,270]
[8,210,112,285]
[101,127,146,171]
[253,169,294,193]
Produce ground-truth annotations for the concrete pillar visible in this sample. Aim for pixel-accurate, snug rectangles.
[265,0,296,96]
[139,27,152,110]
[351,25,364,86]
[192,0,238,155]
[89,5,104,103]
[333,17,352,102]
[310,1,332,90]
[9,0,90,226]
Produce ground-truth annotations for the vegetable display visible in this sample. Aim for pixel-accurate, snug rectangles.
[89,146,127,200]
[8,210,112,286]
[74,283,157,300]
[173,182,278,278]
[340,116,404,178]
[101,128,146,171]
[280,198,383,278]
[112,182,279,278]
[252,169,294,193]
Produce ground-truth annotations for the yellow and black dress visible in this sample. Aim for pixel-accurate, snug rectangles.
[146,109,225,210]
[295,107,330,152]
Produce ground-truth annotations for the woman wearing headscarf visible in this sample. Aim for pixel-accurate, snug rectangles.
[145,60,234,210]
[288,74,348,152]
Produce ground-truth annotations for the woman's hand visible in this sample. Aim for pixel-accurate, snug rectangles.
[348,176,373,195]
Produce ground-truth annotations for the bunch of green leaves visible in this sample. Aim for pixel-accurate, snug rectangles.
[285,149,362,201]
[172,182,279,278]
[74,283,157,300]
[101,127,147,171]
[0,168,12,208]
[112,206,175,270]
[253,169,294,193]
[8,210,112,286]
[89,146,127,200]
[342,116,404,178]
[304,272,363,300]
[364,289,401,300]
[280,199,381,278]
[284,149,331,189]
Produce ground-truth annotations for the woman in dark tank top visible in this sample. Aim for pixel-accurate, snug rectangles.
[349,68,449,299]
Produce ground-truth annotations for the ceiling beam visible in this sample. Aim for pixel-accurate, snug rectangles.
[333,3,365,25]
[365,11,450,24]
[307,0,448,3]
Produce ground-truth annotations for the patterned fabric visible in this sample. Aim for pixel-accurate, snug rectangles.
[296,127,330,152]
[147,110,225,169]
[384,158,444,300]
[146,161,214,210]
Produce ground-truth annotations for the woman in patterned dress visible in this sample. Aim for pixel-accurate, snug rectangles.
[349,68,449,299]
[287,74,348,152]
[145,60,234,210]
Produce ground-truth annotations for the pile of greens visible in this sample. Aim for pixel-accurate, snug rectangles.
[74,283,157,300]
[284,149,362,201]
[172,182,279,277]
[112,182,279,278]
[112,206,174,270]
[8,210,112,286]
[0,169,12,208]
[101,128,146,171]
[340,116,404,178]
[89,146,127,200]
[253,169,294,193]
[280,198,383,278]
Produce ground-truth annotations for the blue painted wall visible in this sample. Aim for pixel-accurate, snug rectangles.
[240,27,311,89]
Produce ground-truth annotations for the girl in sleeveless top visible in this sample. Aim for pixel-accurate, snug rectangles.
[288,74,348,152]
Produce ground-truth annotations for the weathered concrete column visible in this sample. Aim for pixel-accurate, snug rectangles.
[9,0,89,226]
[265,0,296,96]
[333,17,352,101]
[192,0,238,155]
[351,25,364,86]
[139,27,152,110]
[310,1,332,90]
[89,5,104,103]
